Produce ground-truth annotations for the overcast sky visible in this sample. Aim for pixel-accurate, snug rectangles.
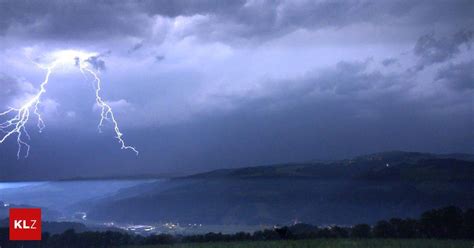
[0,0,473,180]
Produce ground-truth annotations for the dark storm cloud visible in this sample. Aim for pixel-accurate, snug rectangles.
[138,0,247,18]
[381,58,398,67]
[300,60,397,99]
[1,0,473,42]
[0,0,148,39]
[155,55,165,62]
[85,55,106,71]
[315,60,399,95]
[135,0,474,43]
[0,0,245,39]
[414,30,473,70]
[128,41,144,54]
[138,0,474,40]
[436,60,474,91]
[84,51,110,71]
[204,59,408,120]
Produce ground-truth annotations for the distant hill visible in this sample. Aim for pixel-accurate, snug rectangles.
[184,151,474,182]
[87,151,474,225]
[0,201,60,220]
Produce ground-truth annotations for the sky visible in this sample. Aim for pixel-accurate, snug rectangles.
[0,0,473,180]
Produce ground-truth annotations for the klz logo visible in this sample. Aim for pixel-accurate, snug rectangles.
[9,208,42,241]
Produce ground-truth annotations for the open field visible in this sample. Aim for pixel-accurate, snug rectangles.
[128,239,474,248]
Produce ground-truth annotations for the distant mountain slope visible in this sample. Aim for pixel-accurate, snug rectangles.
[185,151,474,181]
[87,151,474,225]
[0,201,60,220]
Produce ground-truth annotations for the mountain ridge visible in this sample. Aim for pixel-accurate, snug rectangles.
[85,151,474,225]
[181,151,474,182]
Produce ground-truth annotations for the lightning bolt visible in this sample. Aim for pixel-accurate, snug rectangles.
[79,64,139,156]
[0,51,138,158]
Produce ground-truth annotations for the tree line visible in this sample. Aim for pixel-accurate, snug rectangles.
[1,206,473,247]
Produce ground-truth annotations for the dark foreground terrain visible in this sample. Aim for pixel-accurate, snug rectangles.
[127,239,473,248]
[1,205,473,247]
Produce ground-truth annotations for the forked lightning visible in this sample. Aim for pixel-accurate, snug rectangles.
[0,50,138,158]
